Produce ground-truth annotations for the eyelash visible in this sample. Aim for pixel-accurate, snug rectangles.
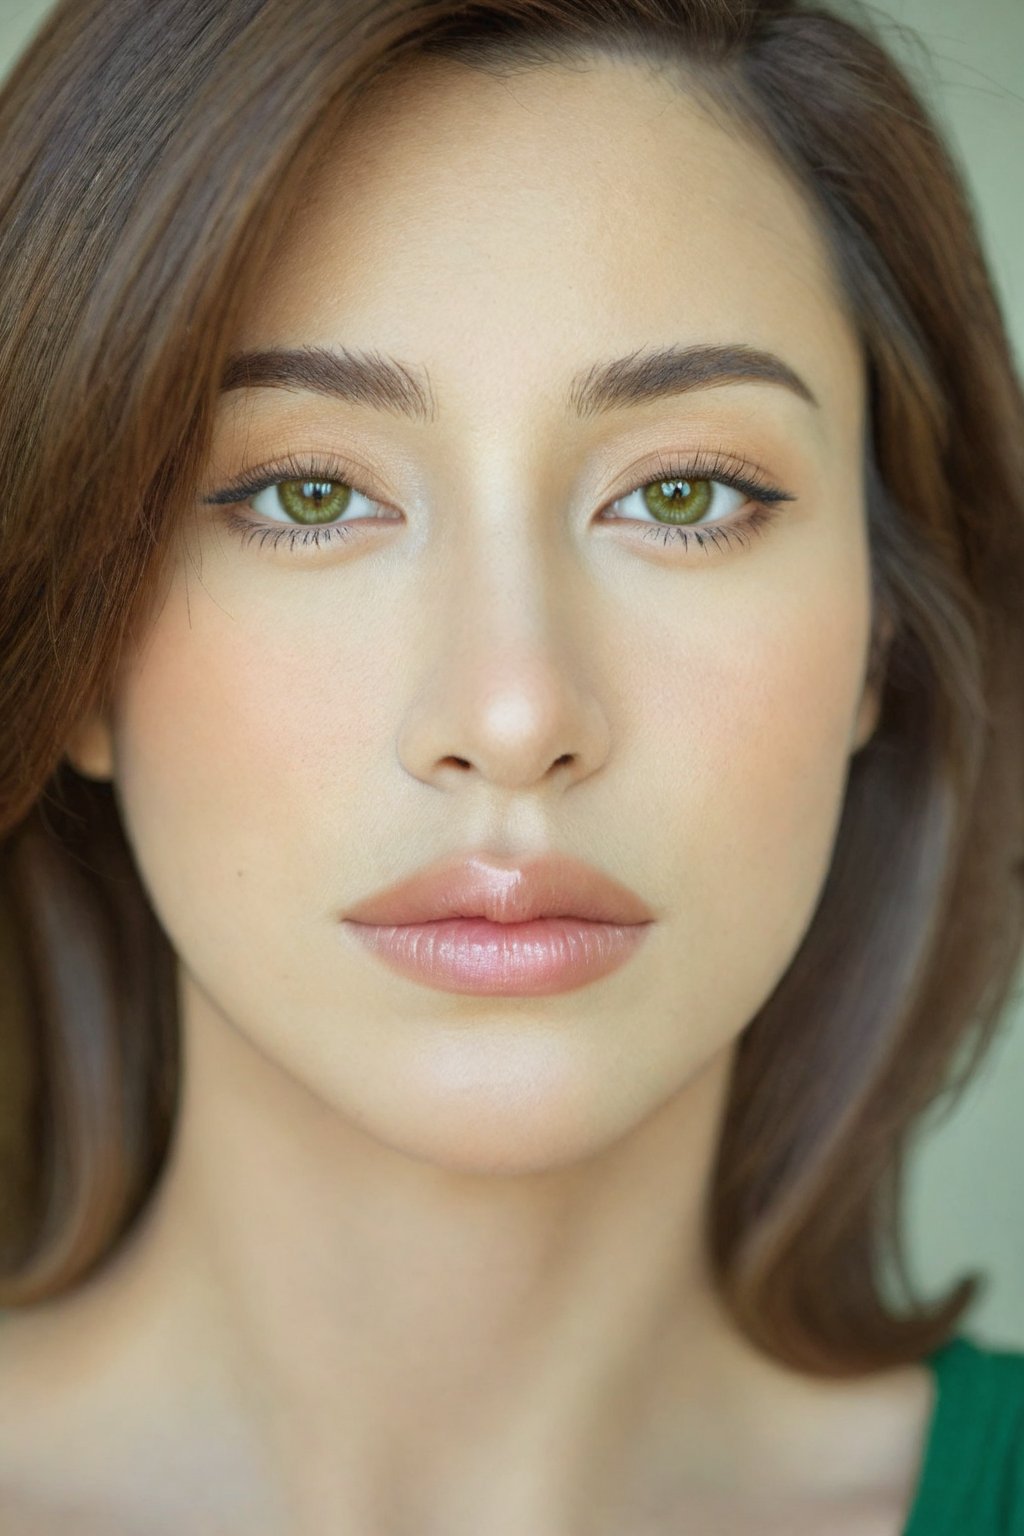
[203,446,796,557]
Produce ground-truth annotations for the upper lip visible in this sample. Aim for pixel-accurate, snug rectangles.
[344,852,656,926]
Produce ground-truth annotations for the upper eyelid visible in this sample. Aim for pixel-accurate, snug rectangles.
[203,445,791,510]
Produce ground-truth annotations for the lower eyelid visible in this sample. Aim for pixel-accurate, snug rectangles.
[221,499,781,558]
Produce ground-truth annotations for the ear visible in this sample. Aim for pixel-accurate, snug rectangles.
[851,682,882,753]
[64,710,115,781]
[851,608,896,753]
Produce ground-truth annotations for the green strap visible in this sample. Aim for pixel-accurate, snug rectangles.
[900,1335,1022,1536]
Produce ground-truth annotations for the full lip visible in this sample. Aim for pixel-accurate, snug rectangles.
[343,851,656,926]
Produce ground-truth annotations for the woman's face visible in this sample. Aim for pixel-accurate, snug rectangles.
[72,55,879,1172]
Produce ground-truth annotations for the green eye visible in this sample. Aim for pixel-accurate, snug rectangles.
[273,479,353,524]
[639,477,714,524]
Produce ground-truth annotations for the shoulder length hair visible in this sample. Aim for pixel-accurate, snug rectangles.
[0,0,1022,1374]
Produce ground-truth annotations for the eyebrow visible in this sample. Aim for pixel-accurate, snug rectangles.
[219,341,820,421]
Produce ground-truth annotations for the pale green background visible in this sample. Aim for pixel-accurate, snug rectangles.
[1,0,1022,1346]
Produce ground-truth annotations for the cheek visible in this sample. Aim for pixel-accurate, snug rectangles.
[106,571,387,960]
[632,557,869,1016]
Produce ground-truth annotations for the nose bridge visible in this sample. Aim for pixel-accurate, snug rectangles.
[429,436,575,652]
[428,390,573,568]
[426,399,555,568]
[423,431,577,661]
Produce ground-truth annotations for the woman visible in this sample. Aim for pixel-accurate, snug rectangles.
[0,0,1022,1530]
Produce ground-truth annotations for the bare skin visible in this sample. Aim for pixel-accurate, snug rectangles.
[0,51,932,1536]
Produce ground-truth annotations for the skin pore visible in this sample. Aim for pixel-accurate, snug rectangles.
[0,50,933,1536]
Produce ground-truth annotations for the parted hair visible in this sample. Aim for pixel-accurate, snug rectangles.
[0,0,1022,1374]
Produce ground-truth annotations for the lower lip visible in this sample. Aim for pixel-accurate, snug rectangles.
[343,916,652,995]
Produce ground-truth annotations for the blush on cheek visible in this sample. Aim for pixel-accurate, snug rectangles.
[719,613,869,902]
[109,576,382,956]
[654,578,869,953]
[108,596,269,924]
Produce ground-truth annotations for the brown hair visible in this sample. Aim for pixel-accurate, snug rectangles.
[1,0,1022,1375]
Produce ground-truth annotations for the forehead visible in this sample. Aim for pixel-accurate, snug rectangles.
[232,55,861,440]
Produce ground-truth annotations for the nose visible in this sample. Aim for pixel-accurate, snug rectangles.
[394,574,613,796]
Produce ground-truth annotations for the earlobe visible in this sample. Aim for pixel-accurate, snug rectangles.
[852,687,882,752]
[64,712,115,781]
[852,608,896,753]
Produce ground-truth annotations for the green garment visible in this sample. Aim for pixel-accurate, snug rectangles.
[903,1334,1024,1534]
